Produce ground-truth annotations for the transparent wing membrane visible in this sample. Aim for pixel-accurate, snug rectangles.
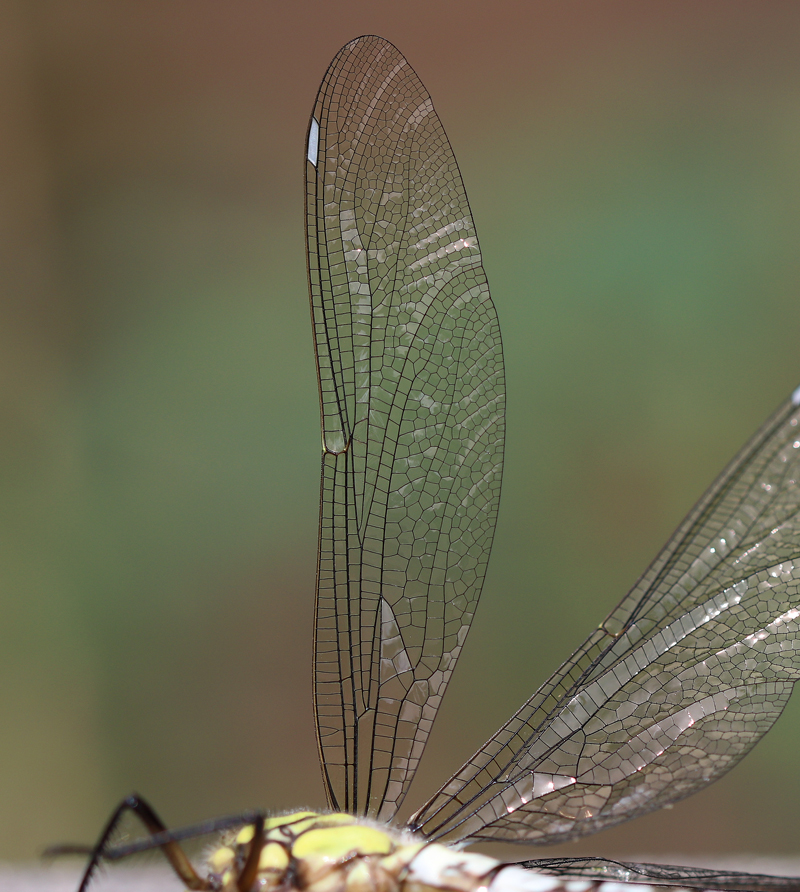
[306,36,505,820]
[522,858,800,892]
[410,393,800,845]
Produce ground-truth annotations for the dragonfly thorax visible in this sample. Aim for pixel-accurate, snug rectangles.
[201,811,577,892]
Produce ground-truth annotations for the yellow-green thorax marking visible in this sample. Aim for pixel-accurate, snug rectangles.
[202,811,600,892]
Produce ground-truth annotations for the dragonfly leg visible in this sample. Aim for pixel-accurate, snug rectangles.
[53,793,213,892]
[235,814,265,892]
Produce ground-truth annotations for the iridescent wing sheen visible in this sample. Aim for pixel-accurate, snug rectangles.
[306,36,505,821]
[410,388,800,845]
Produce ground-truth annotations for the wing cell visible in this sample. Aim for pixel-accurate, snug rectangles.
[306,35,505,821]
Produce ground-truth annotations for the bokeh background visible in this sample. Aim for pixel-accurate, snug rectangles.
[3,0,800,870]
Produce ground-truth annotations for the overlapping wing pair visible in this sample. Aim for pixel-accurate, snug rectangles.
[306,34,800,855]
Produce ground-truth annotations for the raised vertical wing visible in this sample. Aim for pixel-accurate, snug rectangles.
[410,388,800,845]
[306,36,505,820]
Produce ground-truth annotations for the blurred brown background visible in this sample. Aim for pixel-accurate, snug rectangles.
[3,0,800,866]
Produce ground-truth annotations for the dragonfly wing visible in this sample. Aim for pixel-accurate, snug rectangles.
[522,858,800,892]
[410,391,800,843]
[306,36,505,820]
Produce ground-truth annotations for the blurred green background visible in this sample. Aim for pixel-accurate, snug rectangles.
[3,0,800,866]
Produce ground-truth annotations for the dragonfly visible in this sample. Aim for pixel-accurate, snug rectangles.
[56,34,800,892]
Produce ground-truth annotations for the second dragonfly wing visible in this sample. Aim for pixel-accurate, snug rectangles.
[410,390,800,845]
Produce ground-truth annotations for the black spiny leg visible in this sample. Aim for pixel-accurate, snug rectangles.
[48,793,211,892]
